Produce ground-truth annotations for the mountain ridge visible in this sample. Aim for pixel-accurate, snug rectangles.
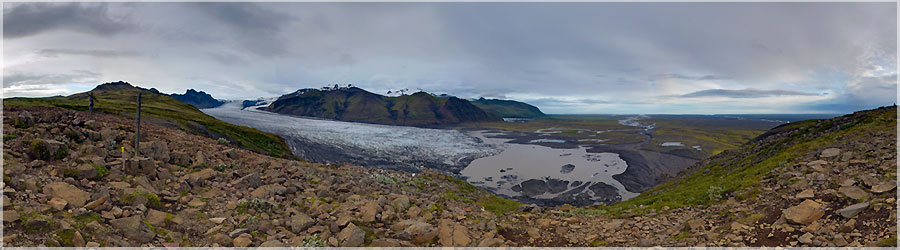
[264,87,503,127]
[471,98,545,118]
[170,89,225,109]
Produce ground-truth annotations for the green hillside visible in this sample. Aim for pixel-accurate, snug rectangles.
[471,98,545,118]
[265,87,502,126]
[4,81,294,158]
[601,105,896,214]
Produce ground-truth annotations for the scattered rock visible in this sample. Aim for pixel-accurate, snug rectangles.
[110,216,156,243]
[3,210,19,222]
[74,164,99,179]
[799,233,813,244]
[833,234,849,247]
[392,219,435,242]
[290,213,315,233]
[229,228,250,238]
[234,174,261,189]
[391,195,410,210]
[48,197,68,210]
[259,240,284,247]
[233,234,252,247]
[146,209,169,227]
[188,198,206,207]
[249,184,286,198]
[43,182,91,208]
[783,200,826,225]
[72,230,86,247]
[478,238,504,247]
[871,182,896,194]
[820,148,841,158]
[361,201,380,223]
[638,238,655,247]
[140,141,170,162]
[438,220,472,246]
[796,189,815,199]
[838,203,869,218]
[839,186,869,200]
[337,223,365,247]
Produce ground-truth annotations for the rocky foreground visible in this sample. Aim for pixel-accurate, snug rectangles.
[2,106,509,247]
[2,105,898,247]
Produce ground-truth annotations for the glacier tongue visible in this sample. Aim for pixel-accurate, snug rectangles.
[202,101,501,173]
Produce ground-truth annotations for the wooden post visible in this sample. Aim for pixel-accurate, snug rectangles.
[136,93,141,158]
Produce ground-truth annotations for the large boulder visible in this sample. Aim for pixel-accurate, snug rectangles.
[360,201,380,223]
[186,168,217,187]
[125,157,157,177]
[391,195,410,210]
[170,151,191,166]
[29,139,66,160]
[839,186,869,200]
[110,216,156,244]
[2,210,19,222]
[438,219,472,246]
[43,182,91,208]
[146,209,170,227]
[820,148,841,158]
[100,128,118,143]
[140,141,170,162]
[782,200,825,225]
[15,111,34,127]
[289,213,315,233]
[250,184,286,199]
[337,223,366,247]
[233,174,261,189]
[74,164,99,179]
[392,219,436,243]
[871,182,897,194]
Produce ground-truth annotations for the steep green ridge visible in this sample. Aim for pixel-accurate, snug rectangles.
[471,98,545,118]
[265,87,502,126]
[3,81,293,158]
[603,105,896,214]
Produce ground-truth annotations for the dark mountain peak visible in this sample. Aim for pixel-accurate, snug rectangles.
[92,81,135,91]
[266,86,501,126]
[170,88,225,109]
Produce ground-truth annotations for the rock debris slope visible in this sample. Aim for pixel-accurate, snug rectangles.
[2,104,896,247]
[2,106,514,247]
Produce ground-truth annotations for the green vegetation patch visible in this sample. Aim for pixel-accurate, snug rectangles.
[477,195,522,216]
[600,107,895,215]
[373,174,397,185]
[92,163,109,178]
[124,191,162,209]
[235,199,278,214]
[4,83,293,158]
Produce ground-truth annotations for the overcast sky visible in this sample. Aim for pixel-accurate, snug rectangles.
[3,2,897,114]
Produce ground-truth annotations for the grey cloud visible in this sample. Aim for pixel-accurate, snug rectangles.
[527,98,611,106]
[678,88,823,98]
[36,49,140,58]
[190,3,295,56]
[3,2,133,39]
[654,73,731,81]
[3,70,99,86]
[2,2,896,114]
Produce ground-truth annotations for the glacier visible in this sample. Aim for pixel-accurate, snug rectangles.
[202,102,501,173]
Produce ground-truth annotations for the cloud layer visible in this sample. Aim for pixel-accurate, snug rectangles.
[3,2,897,114]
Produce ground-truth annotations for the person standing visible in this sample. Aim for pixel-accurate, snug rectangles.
[88,92,96,114]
